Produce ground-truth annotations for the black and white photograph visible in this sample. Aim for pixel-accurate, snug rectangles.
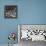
[4,5,17,18]
[18,25,46,46]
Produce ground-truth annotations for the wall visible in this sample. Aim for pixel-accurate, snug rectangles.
[0,0,19,44]
[0,0,46,44]
[20,0,46,24]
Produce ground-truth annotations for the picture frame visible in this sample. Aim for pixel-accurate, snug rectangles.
[4,5,17,18]
[18,24,46,41]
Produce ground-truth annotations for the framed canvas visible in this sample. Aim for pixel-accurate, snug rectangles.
[18,24,46,41]
[4,5,17,18]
